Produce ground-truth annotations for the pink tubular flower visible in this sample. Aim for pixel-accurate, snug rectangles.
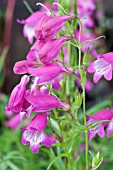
[5,114,21,130]
[88,50,113,83]
[27,63,73,86]
[87,108,113,140]
[17,11,45,44]
[13,60,38,74]
[5,75,29,113]
[26,38,49,61]
[27,36,69,64]
[21,113,56,153]
[5,111,29,130]
[14,62,73,87]
[5,110,13,117]
[19,88,70,119]
[25,89,70,112]
[35,15,74,39]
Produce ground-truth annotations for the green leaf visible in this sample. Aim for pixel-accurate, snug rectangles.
[0,162,8,170]
[7,161,20,170]
[75,93,83,109]
[47,153,67,170]
[92,152,103,170]
[80,69,86,86]
[52,143,62,147]
[49,118,60,134]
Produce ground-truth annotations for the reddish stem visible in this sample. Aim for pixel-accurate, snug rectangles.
[2,0,16,50]
[1,0,16,93]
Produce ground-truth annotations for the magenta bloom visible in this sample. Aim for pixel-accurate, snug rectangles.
[13,60,37,74]
[5,114,21,131]
[25,89,70,112]
[21,113,56,153]
[19,88,70,119]
[35,15,74,39]
[5,110,13,117]
[27,37,69,64]
[5,75,29,113]
[26,38,48,61]
[88,50,113,83]
[17,11,44,44]
[27,63,73,86]
[87,108,113,140]
[14,62,73,87]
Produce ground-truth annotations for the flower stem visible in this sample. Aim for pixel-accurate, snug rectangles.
[78,47,81,74]
[23,0,34,14]
[83,86,89,170]
[79,46,89,170]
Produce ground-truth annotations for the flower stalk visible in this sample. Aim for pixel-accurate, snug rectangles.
[5,1,113,170]
[78,21,89,169]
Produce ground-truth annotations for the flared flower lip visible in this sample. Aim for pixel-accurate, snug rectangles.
[92,50,113,63]
[86,108,113,126]
[88,50,113,83]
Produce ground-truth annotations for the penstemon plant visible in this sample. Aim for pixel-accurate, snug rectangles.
[5,1,113,170]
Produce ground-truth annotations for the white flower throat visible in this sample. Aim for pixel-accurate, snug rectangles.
[94,58,111,74]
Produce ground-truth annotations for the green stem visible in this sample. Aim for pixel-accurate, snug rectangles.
[23,0,33,14]
[79,46,89,170]
[83,86,89,170]
[78,47,81,72]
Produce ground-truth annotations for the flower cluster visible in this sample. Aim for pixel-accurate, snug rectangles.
[5,3,113,168]
[5,110,22,131]
[5,3,75,153]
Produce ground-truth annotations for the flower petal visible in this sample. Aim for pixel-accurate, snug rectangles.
[52,79,61,90]
[92,50,103,59]
[88,128,97,140]
[93,72,102,83]
[104,65,112,81]
[87,61,95,73]
[25,91,70,112]
[41,134,56,147]
[21,131,30,145]
[30,142,40,153]
[27,113,47,131]
[5,75,29,113]
[106,121,113,138]
[103,52,113,63]
[13,60,37,74]
[98,125,105,138]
